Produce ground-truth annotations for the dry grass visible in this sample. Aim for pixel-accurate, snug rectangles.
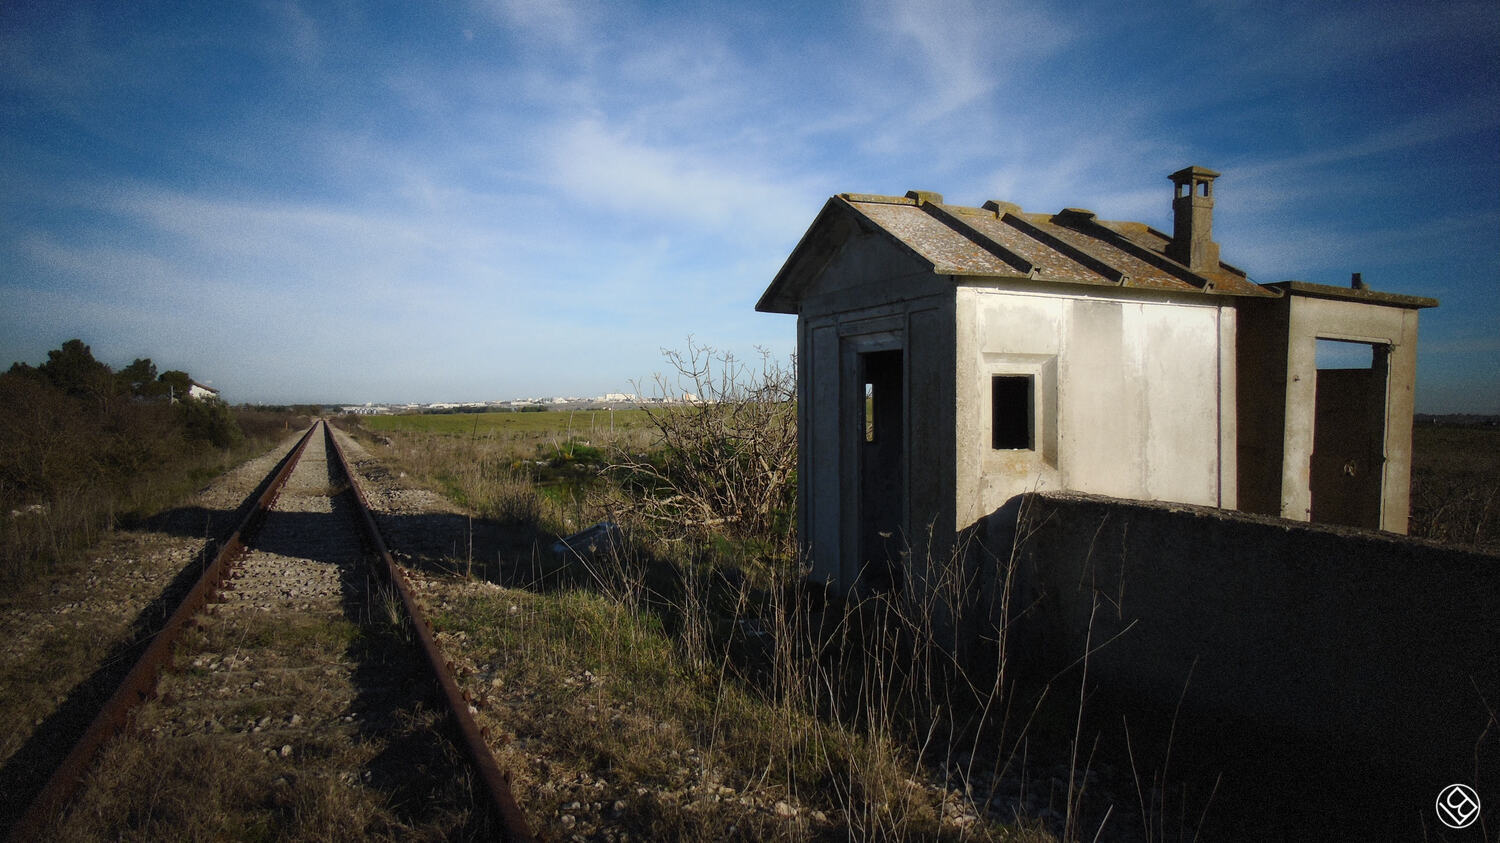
[343,415,1079,841]
[47,576,483,842]
[425,572,1052,841]
[357,425,600,532]
[1409,423,1500,550]
[56,708,474,843]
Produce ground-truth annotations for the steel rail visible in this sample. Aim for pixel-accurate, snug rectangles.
[7,421,321,841]
[323,423,535,842]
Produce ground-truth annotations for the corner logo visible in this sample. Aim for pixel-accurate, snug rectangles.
[1436,783,1481,829]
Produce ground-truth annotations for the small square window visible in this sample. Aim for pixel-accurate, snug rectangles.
[992,375,1033,450]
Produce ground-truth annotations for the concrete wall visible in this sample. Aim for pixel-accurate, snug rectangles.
[985,491,1499,825]
[796,232,955,590]
[955,285,1235,530]
[1283,294,1421,532]
[1237,286,1426,533]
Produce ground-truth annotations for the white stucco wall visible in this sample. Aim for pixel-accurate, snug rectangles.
[955,284,1235,528]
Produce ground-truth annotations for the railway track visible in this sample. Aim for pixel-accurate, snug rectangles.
[7,422,532,841]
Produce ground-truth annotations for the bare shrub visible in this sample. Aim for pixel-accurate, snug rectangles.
[604,340,797,559]
[1408,423,1500,551]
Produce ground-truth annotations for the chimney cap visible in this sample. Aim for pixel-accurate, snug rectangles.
[1169,165,1220,184]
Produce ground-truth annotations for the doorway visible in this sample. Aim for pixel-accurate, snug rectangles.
[856,349,905,589]
[1310,339,1389,529]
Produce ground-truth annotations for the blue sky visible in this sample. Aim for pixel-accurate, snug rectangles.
[2,0,1496,411]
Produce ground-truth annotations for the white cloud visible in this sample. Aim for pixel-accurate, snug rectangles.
[860,0,1073,122]
[478,0,594,46]
[2,0,1492,408]
[544,118,821,244]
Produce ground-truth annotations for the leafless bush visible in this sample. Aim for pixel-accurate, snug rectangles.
[1410,475,1500,550]
[1408,424,1500,551]
[604,340,797,559]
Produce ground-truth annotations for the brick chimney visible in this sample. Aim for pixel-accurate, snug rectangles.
[1167,166,1220,271]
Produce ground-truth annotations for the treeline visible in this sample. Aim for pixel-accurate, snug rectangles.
[1,339,304,581]
[6,339,241,446]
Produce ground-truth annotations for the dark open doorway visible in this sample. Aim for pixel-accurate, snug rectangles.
[857,349,904,589]
[1310,339,1390,529]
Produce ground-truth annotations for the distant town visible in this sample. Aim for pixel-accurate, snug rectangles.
[337,392,702,416]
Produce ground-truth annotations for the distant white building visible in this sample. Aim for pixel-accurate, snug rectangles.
[187,381,219,401]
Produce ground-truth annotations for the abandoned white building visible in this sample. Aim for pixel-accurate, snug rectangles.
[757,166,1438,591]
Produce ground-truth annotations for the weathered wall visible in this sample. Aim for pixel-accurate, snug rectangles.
[1236,285,1427,533]
[796,231,955,590]
[954,285,1235,530]
[1283,295,1421,532]
[984,491,1498,830]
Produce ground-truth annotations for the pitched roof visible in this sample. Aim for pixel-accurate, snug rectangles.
[757,191,1275,314]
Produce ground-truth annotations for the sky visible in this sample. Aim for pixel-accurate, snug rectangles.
[1,0,1496,412]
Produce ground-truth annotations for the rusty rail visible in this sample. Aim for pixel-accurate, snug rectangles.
[323,422,535,842]
[7,421,321,841]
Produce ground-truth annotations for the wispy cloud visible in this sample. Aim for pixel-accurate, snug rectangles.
[544,118,820,244]
[859,0,1073,122]
[1,1,1493,407]
[477,0,596,47]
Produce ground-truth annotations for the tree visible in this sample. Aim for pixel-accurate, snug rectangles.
[6,361,45,383]
[38,339,115,404]
[157,370,192,401]
[117,358,160,398]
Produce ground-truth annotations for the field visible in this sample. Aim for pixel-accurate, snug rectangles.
[362,409,1499,550]
[338,405,1082,841]
[335,408,1498,840]
[6,394,1488,839]
[1410,421,1500,550]
[361,407,655,438]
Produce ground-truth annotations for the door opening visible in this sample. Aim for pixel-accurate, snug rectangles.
[857,349,904,590]
[1310,339,1389,529]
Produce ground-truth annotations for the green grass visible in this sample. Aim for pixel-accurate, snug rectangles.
[360,408,653,437]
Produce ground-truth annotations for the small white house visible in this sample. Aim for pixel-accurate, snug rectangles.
[758,167,1435,593]
[187,381,220,402]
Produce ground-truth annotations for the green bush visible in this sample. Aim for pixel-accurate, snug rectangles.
[0,340,297,581]
[178,396,243,448]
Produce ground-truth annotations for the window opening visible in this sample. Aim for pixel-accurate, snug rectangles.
[992,375,1033,450]
[864,382,876,442]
